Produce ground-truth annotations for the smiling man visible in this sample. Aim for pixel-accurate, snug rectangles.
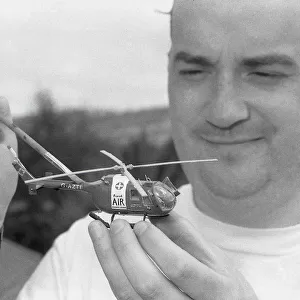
[168,0,300,229]
[17,0,300,299]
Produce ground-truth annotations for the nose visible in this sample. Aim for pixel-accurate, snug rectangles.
[204,73,249,129]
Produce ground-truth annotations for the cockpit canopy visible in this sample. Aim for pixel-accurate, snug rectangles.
[152,182,176,212]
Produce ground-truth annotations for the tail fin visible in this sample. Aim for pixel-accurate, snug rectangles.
[12,159,35,181]
[8,146,40,194]
[8,146,34,181]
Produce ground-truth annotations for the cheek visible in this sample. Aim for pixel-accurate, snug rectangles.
[169,85,208,160]
[255,91,300,172]
[270,127,300,178]
[169,85,203,130]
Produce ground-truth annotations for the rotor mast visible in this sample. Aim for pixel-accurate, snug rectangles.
[100,150,148,198]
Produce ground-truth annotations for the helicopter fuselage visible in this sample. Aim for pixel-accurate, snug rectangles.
[84,174,177,216]
[25,173,178,217]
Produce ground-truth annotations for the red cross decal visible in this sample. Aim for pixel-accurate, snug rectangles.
[115,182,124,190]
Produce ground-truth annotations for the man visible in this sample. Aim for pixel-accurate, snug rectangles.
[17,0,300,299]
[0,96,18,241]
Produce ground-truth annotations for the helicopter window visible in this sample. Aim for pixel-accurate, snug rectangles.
[141,195,153,206]
[130,189,140,202]
[152,182,176,211]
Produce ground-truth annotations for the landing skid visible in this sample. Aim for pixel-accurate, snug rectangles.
[89,211,148,229]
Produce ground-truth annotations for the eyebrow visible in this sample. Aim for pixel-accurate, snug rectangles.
[242,54,296,68]
[173,51,297,69]
[173,51,215,67]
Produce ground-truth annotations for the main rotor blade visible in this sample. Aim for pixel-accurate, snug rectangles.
[100,150,148,198]
[25,165,122,184]
[25,158,218,184]
[0,116,84,184]
[128,158,218,169]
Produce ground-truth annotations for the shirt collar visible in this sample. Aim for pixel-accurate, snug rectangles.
[175,184,300,256]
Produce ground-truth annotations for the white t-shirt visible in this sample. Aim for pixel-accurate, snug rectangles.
[17,184,300,300]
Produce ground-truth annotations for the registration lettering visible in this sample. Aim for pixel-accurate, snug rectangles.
[60,183,83,190]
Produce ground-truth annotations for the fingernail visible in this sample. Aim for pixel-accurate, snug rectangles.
[88,221,106,241]
[133,221,149,236]
[110,219,125,234]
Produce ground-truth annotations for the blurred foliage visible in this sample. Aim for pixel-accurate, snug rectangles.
[4,90,187,254]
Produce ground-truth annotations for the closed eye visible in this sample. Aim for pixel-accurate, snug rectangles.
[251,72,285,78]
[179,70,205,75]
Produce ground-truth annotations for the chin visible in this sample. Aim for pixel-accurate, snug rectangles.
[192,160,272,200]
[205,177,270,200]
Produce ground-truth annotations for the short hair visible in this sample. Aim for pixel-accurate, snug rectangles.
[170,8,173,38]
[155,7,173,39]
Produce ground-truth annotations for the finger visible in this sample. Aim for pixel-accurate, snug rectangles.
[0,97,17,149]
[150,212,231,276]
[0,96,13,120]
[88,220,142,300]
[134,220,226,299]
[110,219,189,300]
[0,97,17,222]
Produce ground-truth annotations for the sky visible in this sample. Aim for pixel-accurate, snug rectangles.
[0,0,173,116]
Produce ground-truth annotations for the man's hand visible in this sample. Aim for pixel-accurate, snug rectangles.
[0,96,18,227]
[88,212,258,300]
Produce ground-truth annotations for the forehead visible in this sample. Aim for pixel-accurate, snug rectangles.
[171,0,300,60]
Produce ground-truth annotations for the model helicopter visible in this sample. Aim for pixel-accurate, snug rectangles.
[0,116,217,227]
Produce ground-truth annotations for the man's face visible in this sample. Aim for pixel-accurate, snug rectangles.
[168,0,300,200]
